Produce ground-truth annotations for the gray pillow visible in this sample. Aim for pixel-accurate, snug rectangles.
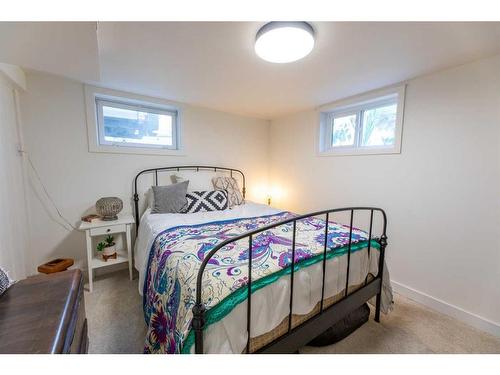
[151,181,189,214]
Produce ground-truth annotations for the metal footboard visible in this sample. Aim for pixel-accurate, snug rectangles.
[192,207,388,354]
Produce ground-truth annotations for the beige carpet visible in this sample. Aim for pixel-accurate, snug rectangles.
[84,269,500,354]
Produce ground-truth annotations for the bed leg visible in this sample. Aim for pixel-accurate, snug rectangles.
[192,303,206,354]
[374,234,387,323]
[374,293,382,322]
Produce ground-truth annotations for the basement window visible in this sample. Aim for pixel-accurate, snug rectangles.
[97,99,177,149]
[85,85,183,155]
[318,85,405,156]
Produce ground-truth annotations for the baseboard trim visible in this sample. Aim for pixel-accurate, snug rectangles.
[391,280,500,337]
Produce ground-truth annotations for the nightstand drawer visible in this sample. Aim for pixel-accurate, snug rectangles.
[89,224,126,236]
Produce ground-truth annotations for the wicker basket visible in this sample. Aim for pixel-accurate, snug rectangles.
[95,197,123,221]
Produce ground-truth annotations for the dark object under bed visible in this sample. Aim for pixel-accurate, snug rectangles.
[308,303,370,347]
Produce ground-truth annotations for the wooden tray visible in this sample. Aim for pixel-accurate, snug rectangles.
[37,258,74,274]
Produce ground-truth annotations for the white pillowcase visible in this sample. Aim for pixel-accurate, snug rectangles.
[146,188,155,209]
[170,172,214,191]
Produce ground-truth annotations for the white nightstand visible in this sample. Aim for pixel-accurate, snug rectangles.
[78,214,135,292]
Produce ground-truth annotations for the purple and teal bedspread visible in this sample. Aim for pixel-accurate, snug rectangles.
[143,211,379,354]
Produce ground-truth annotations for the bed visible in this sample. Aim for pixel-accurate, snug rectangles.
[133,166,392,354]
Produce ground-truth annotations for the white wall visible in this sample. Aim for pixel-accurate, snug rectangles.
[13,55,500,335]
[269,55,500,334]
[0,69,29,280]
[19,71,270,274]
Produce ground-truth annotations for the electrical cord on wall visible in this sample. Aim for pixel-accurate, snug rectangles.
[19,150,77,232]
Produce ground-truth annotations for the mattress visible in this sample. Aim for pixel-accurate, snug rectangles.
[135,202,283,294]
[134,202,386,354]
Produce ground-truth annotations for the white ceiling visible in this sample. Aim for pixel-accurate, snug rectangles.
[2,22,500,119]
[0,22,100,82]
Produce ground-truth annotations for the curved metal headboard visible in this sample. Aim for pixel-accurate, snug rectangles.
[133,165,246,232]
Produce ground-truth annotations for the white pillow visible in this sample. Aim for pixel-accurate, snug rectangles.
[146,188,154,209]
[170,172,213,191]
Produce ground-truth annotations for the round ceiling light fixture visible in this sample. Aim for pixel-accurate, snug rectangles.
[255,21,315,63]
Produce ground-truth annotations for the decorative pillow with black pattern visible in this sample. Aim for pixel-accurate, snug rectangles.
[0,266,15,296]
[212,176,244,208]
[180,190,229,213]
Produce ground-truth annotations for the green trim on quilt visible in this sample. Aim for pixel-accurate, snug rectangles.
[181,239,380,353]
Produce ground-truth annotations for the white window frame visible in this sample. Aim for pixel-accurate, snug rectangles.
[317,85,406,156]
[85,85,184,156]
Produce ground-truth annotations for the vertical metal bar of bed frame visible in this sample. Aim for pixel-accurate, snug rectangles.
[374,209,387,323]
[320,213,329,313]
[345,210,353,297]
[374,232,387,322]
[246,235,253,353]
[365,210,373,286]
[288,220,297,333]
[193,301,205,354]
[155,170,158,186]
[133,193,139,234]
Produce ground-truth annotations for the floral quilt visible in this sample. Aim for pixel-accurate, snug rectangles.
[143,211,379,354]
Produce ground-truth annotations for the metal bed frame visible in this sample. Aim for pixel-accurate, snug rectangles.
[134,166,387,354]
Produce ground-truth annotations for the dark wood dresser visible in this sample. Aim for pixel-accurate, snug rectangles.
[0,269,88,353]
